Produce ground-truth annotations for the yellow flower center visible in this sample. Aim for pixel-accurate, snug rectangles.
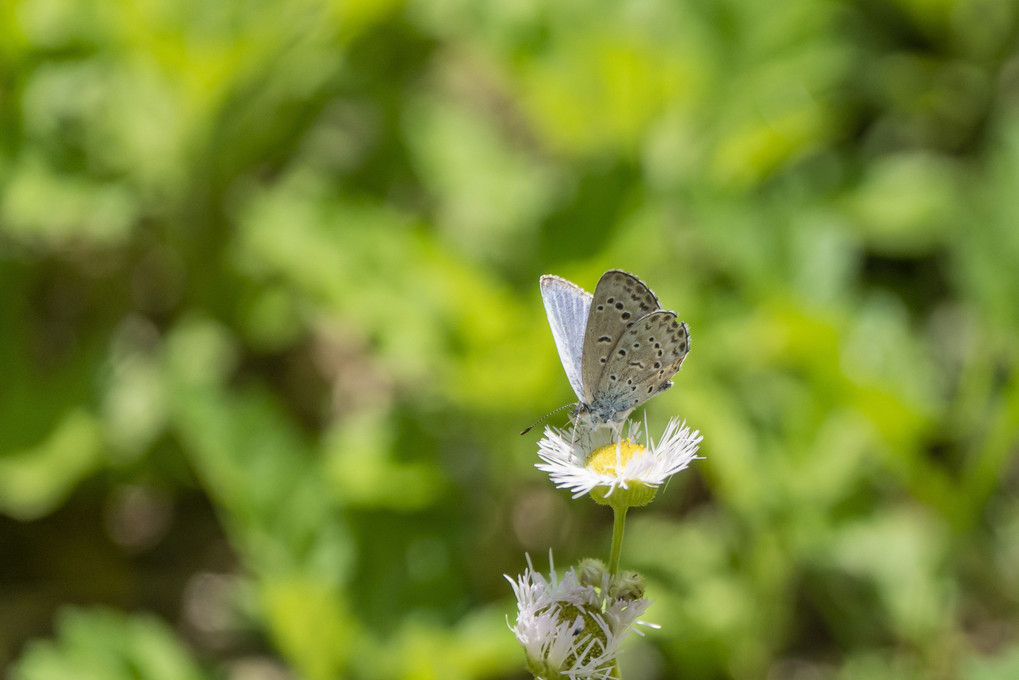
[586,439,645,476]
[586,439,660,508]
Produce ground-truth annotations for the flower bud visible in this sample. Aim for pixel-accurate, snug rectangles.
[608,570,646,601]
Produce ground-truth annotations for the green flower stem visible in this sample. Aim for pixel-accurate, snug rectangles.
[608,505,628,576]
[609,506,630,679]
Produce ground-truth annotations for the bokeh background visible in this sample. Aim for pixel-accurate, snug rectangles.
[2,0,1019,678]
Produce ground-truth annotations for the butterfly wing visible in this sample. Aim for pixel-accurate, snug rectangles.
[540,275,593,402]
[580,270,661,405]
[593,310,690,414]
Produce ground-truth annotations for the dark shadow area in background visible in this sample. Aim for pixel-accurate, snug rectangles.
[0,487,236,669]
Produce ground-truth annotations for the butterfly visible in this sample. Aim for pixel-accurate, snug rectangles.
[533,270,690,439]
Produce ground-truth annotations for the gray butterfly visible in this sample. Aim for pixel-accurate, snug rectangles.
[538,270,690,438]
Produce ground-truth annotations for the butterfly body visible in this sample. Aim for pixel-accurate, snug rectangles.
[540,270,690,438]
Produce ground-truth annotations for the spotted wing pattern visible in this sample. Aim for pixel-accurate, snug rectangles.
[590,311,690,417]
[580,270,661,406]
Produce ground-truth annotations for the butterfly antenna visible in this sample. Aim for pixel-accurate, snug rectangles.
[520,403,577,435]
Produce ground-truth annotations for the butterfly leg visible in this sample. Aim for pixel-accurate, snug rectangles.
[609,421,624,444]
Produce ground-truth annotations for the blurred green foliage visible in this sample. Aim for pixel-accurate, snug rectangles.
[2,0,1019,678]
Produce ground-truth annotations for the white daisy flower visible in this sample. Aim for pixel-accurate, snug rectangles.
[506,553,654,680]
[536,417,702,508]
